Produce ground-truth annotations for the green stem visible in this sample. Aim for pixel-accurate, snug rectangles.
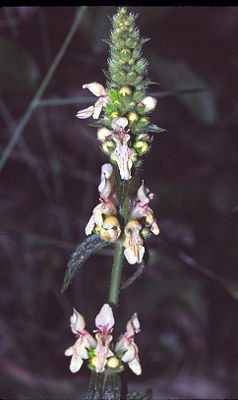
[108,173,131,306]
[0,6,87,173]
[108,239,125,306]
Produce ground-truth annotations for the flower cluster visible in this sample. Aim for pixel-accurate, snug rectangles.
[85,164,159,264]
[75,7,165,181]
[76,82,157,180]
[65,304,141,375]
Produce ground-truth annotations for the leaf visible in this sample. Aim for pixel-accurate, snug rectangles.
[86,371,121,400]
[147,124,167,134]
[121,261,145,290]
[150,53,217,124]
[0,36,39,92]
[61,234,111,292]
[126,388,153,400]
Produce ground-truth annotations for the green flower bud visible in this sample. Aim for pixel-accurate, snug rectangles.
[127,101,136,110]
[109,60,120,73]
[120,48,131,62]
[133,91,145,103]
[136,117,149,127]
[128,58,135,65]
[134,141,149,154]
[127,71,137,84]
[117,38,125,48]
[117,70,127,83]
[134,59,147,74]
[125,37,136,48]
[134,74,143,84]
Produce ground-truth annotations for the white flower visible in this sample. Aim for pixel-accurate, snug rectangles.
[85,163,117,236]
[97,127,113,142]
[76,82,109,120]
[123,220,145,264]
[110,118,136,180]
[98,163,113,201]
[115,313,142,375]
[65,308,96,373]
[93,304,115,373]
[111,133,137,180]
[111,117,128,132]
[139,96,157,112]
[132,181,160,235]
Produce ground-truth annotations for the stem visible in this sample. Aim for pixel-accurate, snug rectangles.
[108,239,124,305]
[108,173,131,306]
[0,6,87,173]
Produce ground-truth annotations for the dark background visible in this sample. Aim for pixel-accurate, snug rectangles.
[0,6,238,399]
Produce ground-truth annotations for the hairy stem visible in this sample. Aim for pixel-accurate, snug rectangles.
[108,239,125,306]
[108,173,131,306]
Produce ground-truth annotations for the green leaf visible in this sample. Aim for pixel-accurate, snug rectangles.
[0,36,39,92]
[147,124,167,134]
[61,234,110,292]
[126,388,153,400]
[86,371,121,400]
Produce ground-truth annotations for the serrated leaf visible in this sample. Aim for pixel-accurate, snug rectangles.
[86,371,121,400]
[147,124,167,134]
[61,234,110,292]
[0,36,39,92]
[126,388,153,400]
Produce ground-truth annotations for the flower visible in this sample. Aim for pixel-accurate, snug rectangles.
[76,82,109,120]
[132,181,160,235]
[115,313,142,375]
[65,305,143,375]
[139,96,157,112]
[93,304,115,373]
[85,163,117,236]
[110,117,137,180]
[123,220,145,264]
[97,127,113,142]
[64,308,96,373]
[99,216,121,242]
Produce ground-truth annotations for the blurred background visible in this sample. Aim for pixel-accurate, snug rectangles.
[1,6,238,399]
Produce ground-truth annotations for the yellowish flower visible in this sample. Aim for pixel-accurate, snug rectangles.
[123,220,145,264]
[99,216,121,242]
[64,308,96,373]
[132,181,160,235]
[115,313,142,375]
[85,164,117,236]
[93,304,115,373]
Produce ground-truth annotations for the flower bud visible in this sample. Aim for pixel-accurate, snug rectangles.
[107,357,120,369]
[128,112,138,123]
[127,71,137,84]
[102,140,116,154]
[136,117,149,128]
[125,37,136,48]
[97,128,112,142]
[139,96,157,112]
[120,48,131,62]
[119,87,131,97]
[111,112,119,118]
[134,141,149,154]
